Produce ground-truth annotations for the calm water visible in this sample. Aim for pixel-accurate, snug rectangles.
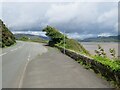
[81,42,119,58]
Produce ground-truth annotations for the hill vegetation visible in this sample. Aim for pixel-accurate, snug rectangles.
[0,19,16,48]
[14,34,48,43]
[14,33,49,40]
[42,26,89,55]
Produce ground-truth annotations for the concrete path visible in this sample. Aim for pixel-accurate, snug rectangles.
[22,47,112,88]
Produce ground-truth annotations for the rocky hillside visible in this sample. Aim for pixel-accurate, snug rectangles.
[0,19,16,48]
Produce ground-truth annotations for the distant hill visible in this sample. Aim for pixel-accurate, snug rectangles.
[14,34,49,40]
[0,19,16,48]
[14,34,49,43]
[79,35,120,42]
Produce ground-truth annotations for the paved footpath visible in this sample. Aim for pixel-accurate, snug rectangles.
[22,46,112,88]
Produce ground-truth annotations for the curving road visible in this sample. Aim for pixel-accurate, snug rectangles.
[2,41,47,88]
[1,41,113,88]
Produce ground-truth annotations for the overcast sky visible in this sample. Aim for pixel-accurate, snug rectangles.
[0,2,118,39]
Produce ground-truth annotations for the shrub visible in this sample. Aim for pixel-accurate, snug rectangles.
[20,36,29,41]
[94,45,120,72]
[109,48,116,59]
[95,44,107,58]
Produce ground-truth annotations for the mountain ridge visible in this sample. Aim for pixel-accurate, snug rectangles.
[78,35,120,42]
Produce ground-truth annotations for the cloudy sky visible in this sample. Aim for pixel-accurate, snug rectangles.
[0,1,118,39]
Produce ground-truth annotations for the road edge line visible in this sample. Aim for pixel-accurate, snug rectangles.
[18,55,30,88]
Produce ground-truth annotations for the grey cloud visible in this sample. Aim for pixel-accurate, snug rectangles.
[1,2,118,39]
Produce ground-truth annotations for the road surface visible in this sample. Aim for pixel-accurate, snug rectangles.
[2,41,47,88]
[1,41,112,88]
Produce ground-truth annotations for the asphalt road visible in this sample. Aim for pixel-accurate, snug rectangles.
[1,41,112,88]
[2,41,47,88]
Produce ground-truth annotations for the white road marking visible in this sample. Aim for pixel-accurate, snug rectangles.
[27,58,30,61]
[28,54,30,61]
[19,46,22,48]
[18,44,24,49]
[18,60,29,88]
[1,44,25,57]
[27,53,31,61]
[0,52,7,56]
[10,44,24,52]
[10,48,18,52]
[18,52,31,88]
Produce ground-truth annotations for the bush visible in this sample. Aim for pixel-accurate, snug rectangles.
[20,36,29,41]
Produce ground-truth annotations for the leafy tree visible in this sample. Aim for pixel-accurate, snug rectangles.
[43,25,67,46]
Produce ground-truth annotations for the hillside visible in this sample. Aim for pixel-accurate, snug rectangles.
[14,34,48,43]
[79,35,120,42]
[43,26,90,55]
[0,19,16,48]
[14,34,49,40]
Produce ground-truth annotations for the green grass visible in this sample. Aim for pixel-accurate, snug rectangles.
[56,38,90,55]
[93,56,120,72]
[17,36,48,43]
[29,38,48,43]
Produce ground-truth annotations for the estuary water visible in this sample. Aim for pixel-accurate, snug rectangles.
[81,42,119,58]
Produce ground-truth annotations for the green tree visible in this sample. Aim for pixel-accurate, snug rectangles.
[43,25,67,46]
